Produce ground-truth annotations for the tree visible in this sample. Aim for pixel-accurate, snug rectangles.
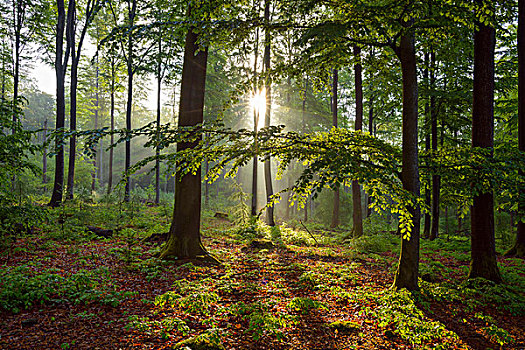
[468,0,502,283]
[49,0,73,207]
[160,14,209,259]
[65,0,101,200]
[429,46,440,241]
[330,68,340,229]
[352,45,363,237]
[509,0,525,257]
[392,23,420,291]
[263,0,275,226]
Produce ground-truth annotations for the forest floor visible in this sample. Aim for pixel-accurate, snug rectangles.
[0,204,524,350]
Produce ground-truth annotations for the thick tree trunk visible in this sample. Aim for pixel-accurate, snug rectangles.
[49,0,70,207]
[468,3,502,282]
[331,68,340,228]
[263,0,275,226]
[160,25,208,259]
[508,0,525,257]
[393,28,421,291]
[352,46,363,237]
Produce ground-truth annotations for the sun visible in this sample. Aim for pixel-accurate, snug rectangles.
[250,89,267,129]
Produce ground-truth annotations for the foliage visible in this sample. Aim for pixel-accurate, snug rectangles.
[0,265,136,313]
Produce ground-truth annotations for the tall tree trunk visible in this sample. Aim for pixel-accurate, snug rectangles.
[429,48,440,241]
[124,0,136,202]
[66,43,78,200]
[251,23,260,218]
[263,0,275,226]
[393,27,421,291]
[366,91,374,217]
[160,23,208,259]
[65,0,94,199]
[330,68,340,229]
[92,57,100,192]
[43,119,48,186]
[302,76,308,222]
[468,2,502,282]
[352,46,364,237]
[155,37,162,204]
[49,0,72,207]
[12,0,21,129]
[107,58,115,194]
[508,0,525,257]
[423,52,431,239]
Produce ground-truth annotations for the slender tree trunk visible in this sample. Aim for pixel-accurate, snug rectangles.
[331,68,340,229]
[12,0,21,129]
[124,0,136,202]
[508,0,525,257]
[423,52,431,239]
[155,38,162,204]
[49,0,72,207]
[352,46,364,237]
[429,49,440,240]
[107,58,115,194]
[263,0,275,226]
[251,23,260,218]
[468,2,502,282]
[160,23,208,259]
[66,46,78,200]
[302,76,308,222]
[92,58,100,192]
[393,27,421,291]
[366,92,374,217]
[43,119,48,186]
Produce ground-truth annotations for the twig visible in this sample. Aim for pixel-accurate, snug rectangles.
[300,220,319,246]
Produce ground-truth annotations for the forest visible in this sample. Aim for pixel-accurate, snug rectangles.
[0,0,524,349]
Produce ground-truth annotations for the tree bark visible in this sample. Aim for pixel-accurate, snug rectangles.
[160,24,208,259]
[107,57,116,194]
[49,0,72,207]
[393,28,421,291]
[429,48,440,241]
[263,0,275,226]
[423,52,431,239]
[331,68,340,229]
[124,0,136,202]
[366,93,374,218]
[508,0,525,257]
[468,2,502,282]
[92,56,100,192]
[251,22,260,218]
[43,119,48,186]
[155,37,162,204]
[352,46,364,237]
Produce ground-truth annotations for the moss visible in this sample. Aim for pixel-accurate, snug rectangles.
[327,320,361,333]
[174,336,225,350]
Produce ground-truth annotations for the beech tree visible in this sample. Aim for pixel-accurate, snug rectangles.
[507,0,525,257]
[65,0,102,200]
[160,11,209,259]
[468,0,502,283]
[49,0,73,207]
[352,45,364,237]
